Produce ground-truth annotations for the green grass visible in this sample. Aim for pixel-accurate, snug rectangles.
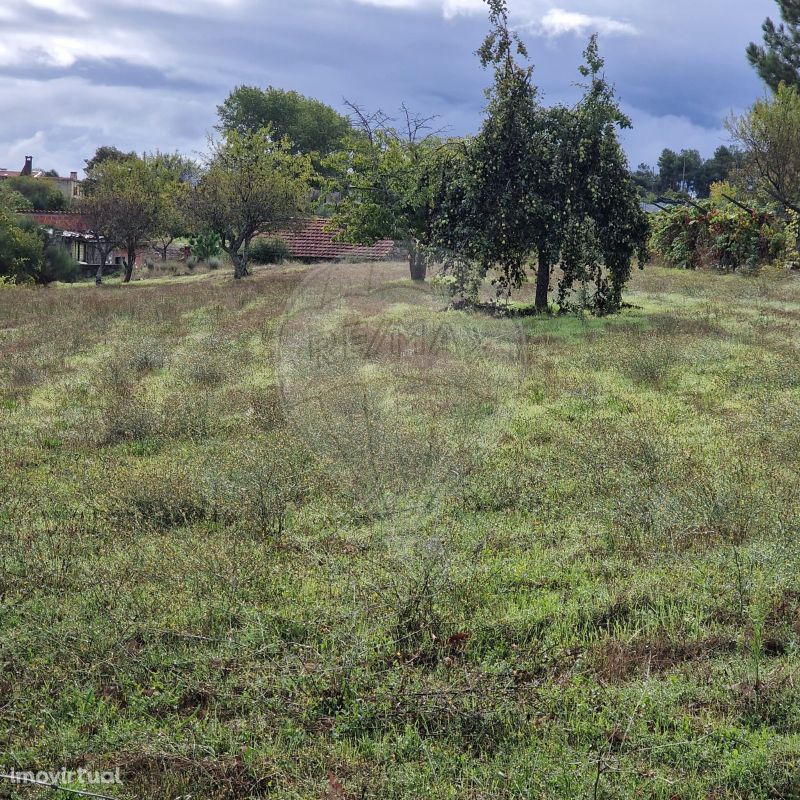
[0,262,799,799]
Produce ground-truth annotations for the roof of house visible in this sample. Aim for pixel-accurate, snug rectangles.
[275,218,394,261]
[0,169,44,179]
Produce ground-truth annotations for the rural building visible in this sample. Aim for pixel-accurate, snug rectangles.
[21,211,123,273]
[0,156,82,200]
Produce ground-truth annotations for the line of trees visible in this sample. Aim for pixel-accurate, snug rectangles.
[324,0,648,312]
[63,0,647,313]
[633,146,746,200]
[5,0,651,312]
[646,0,800,274]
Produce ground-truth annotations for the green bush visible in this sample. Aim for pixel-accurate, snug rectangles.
[651,201,788,272]
[250,237,290,265]
[188,232,222,262]
[0,209,43,283]
[40,244,79,284]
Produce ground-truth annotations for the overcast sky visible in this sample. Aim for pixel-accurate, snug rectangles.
[0,0,776,175]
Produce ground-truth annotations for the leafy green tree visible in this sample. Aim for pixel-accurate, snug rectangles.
[217,86,352,156]
[548,39,648,313]
[632,163,659,198]
[78,184,123,285]
[434,0,557,303]
[727,82,800,213]
[747,0,800,91]
[82,156,160,283]
[657,148,703,194]
[695,146,746,197]
[146,152,197,260]
[326,103,445,281]
[4,176,68,211]
[90,158,159,282]
[0,199,43,283]
[432,2,647,313]
[189,129,312,279]
[84,145,137,173]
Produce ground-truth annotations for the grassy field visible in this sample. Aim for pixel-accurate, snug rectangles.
[0,261,799,799]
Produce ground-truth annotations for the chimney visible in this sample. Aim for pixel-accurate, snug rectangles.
[21,156,33,176]
[70,171,78,181]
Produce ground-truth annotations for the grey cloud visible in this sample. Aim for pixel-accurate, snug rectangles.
[1,0,779,174]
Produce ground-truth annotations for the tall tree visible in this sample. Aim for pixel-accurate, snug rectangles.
[727,82,800,213]
[747,0,800,91]
[657,148,703,194]
[432,0,558,303]
[326,102,444,281]
[147,152,197,260]
[556,38,649,313]
[189,129,312,279]
[82,157,159,284]
[695,146,746,197]
[631,163,659,198]
[84,145,138,174]
[217,86,352,156]
[432,3,646,313]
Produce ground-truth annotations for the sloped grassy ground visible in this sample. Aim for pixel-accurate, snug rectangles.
[0,262,799,799]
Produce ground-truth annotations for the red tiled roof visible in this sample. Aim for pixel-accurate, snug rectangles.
[274,218,394,261]
[0,170,44,179]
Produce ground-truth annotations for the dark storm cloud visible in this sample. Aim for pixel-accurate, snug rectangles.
[0,0,779,173]
[0,59,210,91]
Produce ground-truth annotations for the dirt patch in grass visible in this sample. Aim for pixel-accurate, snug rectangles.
[593,635,737,682]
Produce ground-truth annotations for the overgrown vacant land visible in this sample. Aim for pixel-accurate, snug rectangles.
[1,263,799,799]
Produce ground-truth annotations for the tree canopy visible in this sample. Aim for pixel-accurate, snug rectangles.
[747,0,800,91]
[84,145,138,173]
[146,151,197,260]
[727,81,800,214]
[217,86,352,156]
[190,129,313,279]
[81,155,160,283]
[326,103,445,281]
[430,1,647,313]
[2,176,69,211]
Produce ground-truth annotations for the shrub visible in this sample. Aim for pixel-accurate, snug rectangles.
[651,200,788,273]
[186,256,198,269]
[188,232,222,262]
[0,210,43,283]
[250,237,290,265]
[39,244,79,284]
[207,257,221,270]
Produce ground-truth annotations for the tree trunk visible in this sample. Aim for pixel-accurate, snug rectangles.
[231,251,246,279]
[123,244,136,283]
[161,245,169,261]
[535,251,550,312]
[95,245,107,285]
[408,243,427,282]
[241,238,251,278]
